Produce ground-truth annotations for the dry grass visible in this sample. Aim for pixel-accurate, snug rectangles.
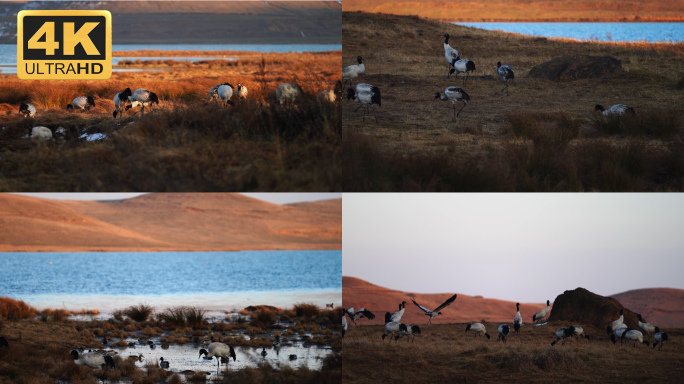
[0,297,37,320]
[342,0,684,22]
[342,12,684,191]
[123,304,154,322]
[343,322,684,383]
[0,51,341,191]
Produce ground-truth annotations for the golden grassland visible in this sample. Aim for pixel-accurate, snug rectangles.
[343,322,684,383]
[0,298,342,383]
[0,51,341,191]
[342,12,684,191]
[342,0,684,22]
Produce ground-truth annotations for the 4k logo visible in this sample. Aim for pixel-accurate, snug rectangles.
[17,10,112,79]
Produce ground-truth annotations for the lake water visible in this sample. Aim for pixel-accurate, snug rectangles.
[0,250,341,315]
[454,22,684,43]
[0,43,342,74]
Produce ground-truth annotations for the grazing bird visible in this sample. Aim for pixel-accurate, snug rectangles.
[621,329,650,347]
[113,88,132,117]
[215,83,237,106]
[385,301,407,324]
[29,126,52,141]
[567,325,590,342]
[159,357,170,369]
[342,315,347,338]
[19,102,36,118]
[595,104,635,117]
[206,84,223,102]
[236,83,248,100]
[344,307,376,324]
[532,300,551,324]
[348,86,381,122]
[465,323,490,339]
[342,56,365,88]
[317,89,336,104]
[276,83,303,105]
[637,313,660,339]
[395,323,421,343]
[126,88,159,115]
[497,61,515,96]
[345,83,375,102]
[498,324,510,344]
[66,96,95,113]
[261,348,267,357]
[551,327,573,346]
[199,343,236,373]
[442,33,461,77]
[450,59,476,86]
[434,86,470,119]
[70,350,115,369]
[513,303,523,333]
[382,321,401,342]
[412,294,458,324]
[0,336,9,348]
[653,332,668,351]
[610,323,629,345]
[607,309,625,335]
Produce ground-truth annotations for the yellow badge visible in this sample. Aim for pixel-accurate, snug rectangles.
[17,10,112,80]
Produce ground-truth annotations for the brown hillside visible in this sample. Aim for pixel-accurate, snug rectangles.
[343,276,546,325]
[547,287,639,330]
[343,0,684,22]
[0,194,341,252]
[611,288,684,328]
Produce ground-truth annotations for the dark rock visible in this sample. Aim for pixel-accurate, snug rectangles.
[547,287,638,330]
[529,55,622,82]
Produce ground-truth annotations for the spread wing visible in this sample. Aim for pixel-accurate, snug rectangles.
[357,308,375,320]
[411,299,431,314]
[434,294,458,312]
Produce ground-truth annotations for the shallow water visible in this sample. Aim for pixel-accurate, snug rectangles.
[0,251,341,315]
[454,22,684,43]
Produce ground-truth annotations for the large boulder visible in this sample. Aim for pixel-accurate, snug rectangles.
[529,55,622,82]
[547,287,638,331]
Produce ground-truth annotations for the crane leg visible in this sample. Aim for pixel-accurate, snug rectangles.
[456,101,467,117]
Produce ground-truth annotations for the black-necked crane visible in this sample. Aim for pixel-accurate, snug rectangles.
[261,348,267,357]
[606,308,624,335]
[498,324,510,344]
[273,335,281,349]
[344,307,376,324]
[434,87,470,119]
[442,33,461,78]
[70,350,115,369]
[466,322,490,339]
[126,88,159,115]
[236,83,248,100]
[385,301,407,324]
[595,104,635,116]
[348,86,381,122]
[113,88,132,117]
[653,332,668,351]
[66,96,95,113]
[497,61,515,96]
[412,294,458,324]
[19,102,36,118]
[343,56,365,88]
[450,59,476,87]
[621,329,650,348]
[276,83,303,105]
[395,323,421,343]
[513,303,523,333]
[532,300,550,324]
[382,321,401,342]
[550,327,572,346]
[610,323,629,345]
[199,342,236,373]
[637,313,660,340]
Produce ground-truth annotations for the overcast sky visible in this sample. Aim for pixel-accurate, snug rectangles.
[343,194,684,303]
[11,193,340,205]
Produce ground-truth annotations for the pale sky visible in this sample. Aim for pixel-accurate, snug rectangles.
[11,193,340,205]
[343,194,684,303]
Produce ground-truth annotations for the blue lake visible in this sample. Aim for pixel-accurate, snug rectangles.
[0,250,341,315]
[454,22,684,43]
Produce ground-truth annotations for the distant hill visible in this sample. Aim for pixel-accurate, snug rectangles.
[611,288,684,328]
[342,0,684,22]
[0,1,341,44]
[344,277,684,327]
[0,194,341,252]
